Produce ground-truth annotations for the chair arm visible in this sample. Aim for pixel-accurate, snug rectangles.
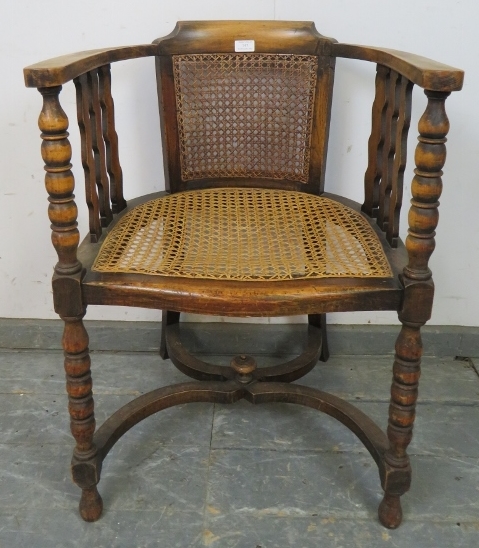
[24,45,158,88]
[332,43,463,91]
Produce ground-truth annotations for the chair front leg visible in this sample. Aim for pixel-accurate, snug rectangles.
[38,85,102,521]
[63,314,103,521]
[380,318,423,528]
[379,89,450,528]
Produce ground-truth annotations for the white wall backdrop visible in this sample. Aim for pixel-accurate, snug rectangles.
[1,1,477,325]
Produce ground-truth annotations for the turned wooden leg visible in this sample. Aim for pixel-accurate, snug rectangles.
[160,310,180,359]
[63,314,103,521]
[37,86,102,521]
[378,89,450,528]
[379,322,421,528]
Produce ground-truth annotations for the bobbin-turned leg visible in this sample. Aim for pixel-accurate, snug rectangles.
[379,321,421,528]
[38,85,103,521]
[379,89,450,528]
[63,315,103,521]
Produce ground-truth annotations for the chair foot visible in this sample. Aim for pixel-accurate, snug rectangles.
[378,493,402,529]
[79,486,103,522]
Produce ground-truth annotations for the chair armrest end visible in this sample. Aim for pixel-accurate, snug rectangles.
[333,43,464,91]
[24,45,158,88]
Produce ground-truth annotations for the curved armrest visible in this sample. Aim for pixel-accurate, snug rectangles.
[24,44,158,88]
[333,43,463,91]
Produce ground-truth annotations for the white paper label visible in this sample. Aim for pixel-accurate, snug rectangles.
[235,39,255,52]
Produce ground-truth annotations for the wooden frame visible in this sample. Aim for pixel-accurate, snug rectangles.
[24,21,463,529]
[154,21,337,194]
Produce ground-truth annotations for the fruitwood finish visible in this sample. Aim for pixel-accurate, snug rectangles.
[24,21,463,530]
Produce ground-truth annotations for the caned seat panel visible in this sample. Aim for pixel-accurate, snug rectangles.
[92,188,393,281]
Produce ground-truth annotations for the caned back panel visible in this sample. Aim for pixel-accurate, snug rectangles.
[154,21,336,193]
[173,53,318,183]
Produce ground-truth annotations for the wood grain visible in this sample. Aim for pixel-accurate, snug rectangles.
[334,43,464,91]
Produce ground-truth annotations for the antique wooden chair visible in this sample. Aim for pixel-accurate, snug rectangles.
[24,21,463,529]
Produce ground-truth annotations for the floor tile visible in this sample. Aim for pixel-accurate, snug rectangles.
[0,350,191,395]
[299,356,479,403]
[0,442,211,515]
[206,449,382,521]
[211,398,479,457]
[101,444,211,513]
[411,403,479,457]
[0,508,205,548]
[206,449,479,523]
[0,393,214,448]
[0,350,65,394]
[211,400,367,453]
[200,514,479,548]
[0,443,78,511]
[403,456,479,522]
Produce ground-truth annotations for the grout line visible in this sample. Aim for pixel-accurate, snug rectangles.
[0,348,455,359]
[1,441,478,459]
[205,446,479,458]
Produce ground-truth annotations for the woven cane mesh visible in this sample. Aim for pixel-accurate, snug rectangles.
[92,188,392,281]
[173,54,318,183]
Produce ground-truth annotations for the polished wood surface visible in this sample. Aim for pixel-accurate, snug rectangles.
[363,65,413,247]
[24,45,158,88]
[25,21,463,530]
[334,43,463,91]
[154,21,336,194]
[74,65,125,241]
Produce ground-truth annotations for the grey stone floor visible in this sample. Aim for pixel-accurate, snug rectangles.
[1,324,479,547]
